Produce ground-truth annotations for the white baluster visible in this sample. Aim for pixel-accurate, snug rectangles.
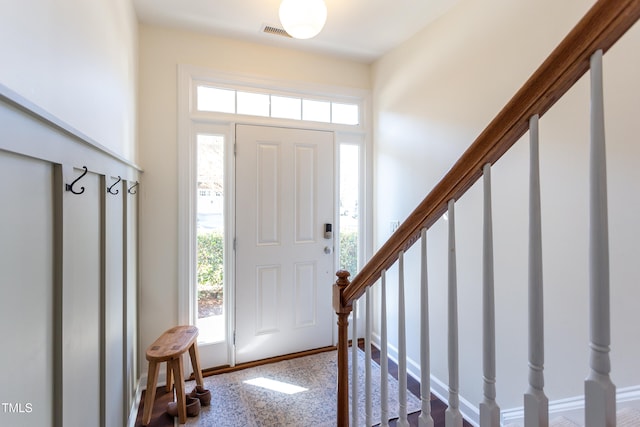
[380,270,390,427]
[419,228,434,427]
[398,250,409,427]
[365,287,373,426]
[445,199,463,427]
[352,300,359,426]
[524,114,549,427]
[585,49,616,427]
[480,163,500,427]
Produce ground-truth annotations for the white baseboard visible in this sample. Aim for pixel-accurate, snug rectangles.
[137,371,169,392]
[501,385,640,425]
[127,378,144,427]
[371,332,640,426]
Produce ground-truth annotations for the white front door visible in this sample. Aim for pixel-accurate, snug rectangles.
[235,124,335,364]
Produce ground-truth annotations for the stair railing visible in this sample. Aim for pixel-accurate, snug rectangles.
[333,0,640,425]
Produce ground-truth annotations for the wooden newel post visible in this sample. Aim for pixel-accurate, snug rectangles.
[334,270,353,427]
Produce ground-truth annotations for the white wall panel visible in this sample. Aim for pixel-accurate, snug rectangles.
[62,171,102,427]
[0,93,140,425]
[0,151,54,427]
[105,179,124,427]
[124,182,139,411]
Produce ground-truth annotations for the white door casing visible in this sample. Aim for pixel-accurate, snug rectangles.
[235,124,335,364]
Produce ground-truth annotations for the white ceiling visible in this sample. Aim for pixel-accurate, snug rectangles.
[133,0,461,63]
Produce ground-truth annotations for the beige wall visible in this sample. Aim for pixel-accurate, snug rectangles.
[0,0,138,161]
[137,23,370,360]
[372,0,640,418]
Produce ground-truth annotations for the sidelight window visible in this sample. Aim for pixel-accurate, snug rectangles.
[196,133,226,344]
[339,144,360,275]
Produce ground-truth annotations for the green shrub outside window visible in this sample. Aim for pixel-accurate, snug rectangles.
[197,230,358,302]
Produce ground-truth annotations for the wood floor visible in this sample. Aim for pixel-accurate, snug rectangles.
[135,343,472,427]
[134,386,175,427]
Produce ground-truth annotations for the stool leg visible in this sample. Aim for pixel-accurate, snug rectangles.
[141,361,160,426]
[172,356,187,424]
[188,342,205,387]
[166,360,173,392]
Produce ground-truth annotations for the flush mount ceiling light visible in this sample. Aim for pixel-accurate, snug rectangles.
[279,0,327,40]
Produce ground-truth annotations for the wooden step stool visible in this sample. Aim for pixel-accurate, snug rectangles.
[142,325,204,425]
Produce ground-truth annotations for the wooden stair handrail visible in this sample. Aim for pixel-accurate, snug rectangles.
[341,0,640,306]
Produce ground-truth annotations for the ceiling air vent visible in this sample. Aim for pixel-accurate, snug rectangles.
[262,24,292,38]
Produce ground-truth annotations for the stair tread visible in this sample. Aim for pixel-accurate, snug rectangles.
[504,407,640,427]
[550,416,580,427]
[618,407,640,427]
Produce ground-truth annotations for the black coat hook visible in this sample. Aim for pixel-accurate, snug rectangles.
[107,176,122,195]
[66,166,88,195]
[127,181,139,195]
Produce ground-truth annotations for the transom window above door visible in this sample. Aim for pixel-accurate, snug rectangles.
[196,84,360,126]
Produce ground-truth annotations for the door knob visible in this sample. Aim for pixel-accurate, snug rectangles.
[324,246,331,254]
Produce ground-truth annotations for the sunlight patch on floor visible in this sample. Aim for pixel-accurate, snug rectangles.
[243,377,308,394]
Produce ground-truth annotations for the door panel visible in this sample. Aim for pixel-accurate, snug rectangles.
[235,124,334,364]
[256,265,280,334]
[294,145,317,242]
[256,142,280,245]
[294,262,317,327]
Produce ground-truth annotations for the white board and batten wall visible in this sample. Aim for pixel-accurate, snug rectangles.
[0,87,141,427]
[0,0,138,424]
